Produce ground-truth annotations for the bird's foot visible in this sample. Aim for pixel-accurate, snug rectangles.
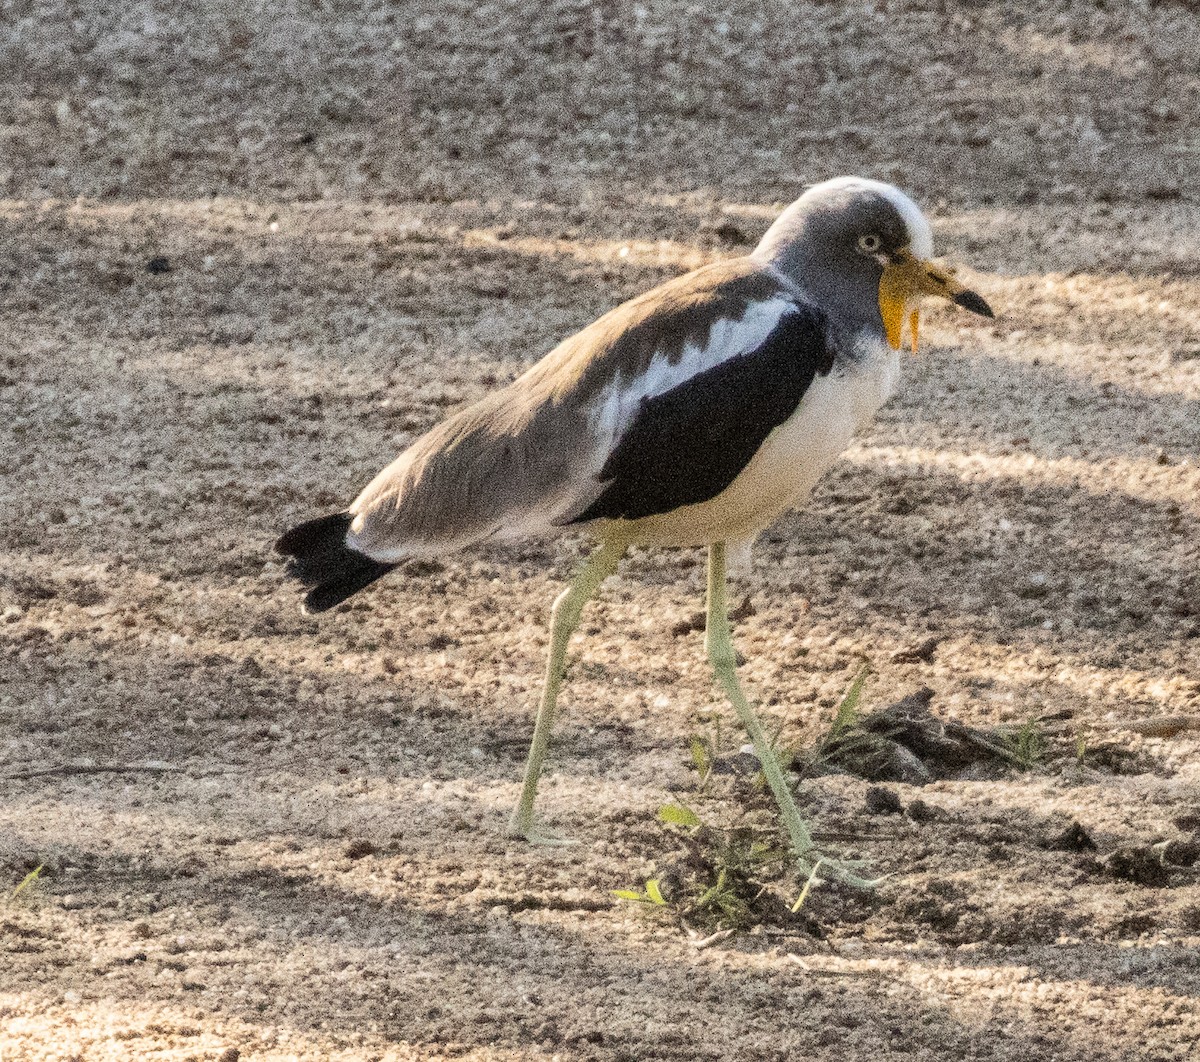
[795,851,884,892]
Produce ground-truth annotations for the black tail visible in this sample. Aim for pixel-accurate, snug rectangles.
[275,512,396,614]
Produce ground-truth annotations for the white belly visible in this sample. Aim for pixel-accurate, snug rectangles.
[622,342,899,547]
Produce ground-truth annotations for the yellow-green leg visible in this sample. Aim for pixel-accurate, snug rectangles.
[705,542,877,888]
[507,535,627,842]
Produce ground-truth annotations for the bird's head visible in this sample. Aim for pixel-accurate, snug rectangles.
[752,176,994,351]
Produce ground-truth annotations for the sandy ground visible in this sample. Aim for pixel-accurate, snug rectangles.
[2,1,1200,1059]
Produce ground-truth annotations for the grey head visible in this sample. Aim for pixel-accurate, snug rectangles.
[752,176,992,348]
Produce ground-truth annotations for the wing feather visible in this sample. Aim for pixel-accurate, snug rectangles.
[567,304,832,523]
[345,258,818,560]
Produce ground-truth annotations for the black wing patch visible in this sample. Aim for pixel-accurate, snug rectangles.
[569,304,834,524]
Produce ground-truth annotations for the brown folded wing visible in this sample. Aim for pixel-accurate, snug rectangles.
[347,257,802,561]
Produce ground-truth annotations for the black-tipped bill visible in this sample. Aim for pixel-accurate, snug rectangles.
[952,288,995,318]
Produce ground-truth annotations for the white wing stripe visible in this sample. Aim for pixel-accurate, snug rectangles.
[587,295,799,453]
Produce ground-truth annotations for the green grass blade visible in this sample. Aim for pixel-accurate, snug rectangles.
[790,857,827,913]
[830,664,870,736]
[644,878,668,905]
[9,864,43,902]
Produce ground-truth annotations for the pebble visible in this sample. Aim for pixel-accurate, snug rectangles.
[1104,846,1171,887]
[865,786,902,815]
[906,798,938,822]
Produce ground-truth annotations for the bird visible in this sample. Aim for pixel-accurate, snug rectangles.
[276,176,994,886]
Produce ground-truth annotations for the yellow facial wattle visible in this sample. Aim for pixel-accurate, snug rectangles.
[878,250,994,352]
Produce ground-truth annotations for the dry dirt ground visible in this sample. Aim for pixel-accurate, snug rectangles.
[2,1,1200,1059]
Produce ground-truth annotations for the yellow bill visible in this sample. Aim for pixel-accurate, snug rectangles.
[879,249,994,352]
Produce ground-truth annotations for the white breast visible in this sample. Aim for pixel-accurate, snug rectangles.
[626,338,900,548]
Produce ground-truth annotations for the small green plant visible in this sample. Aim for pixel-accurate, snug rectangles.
[9,864,43,904]
[806,665,909,779]
[691,828,789,928]
[689,735,714,787]
[1000,717,1046,771]
[615,798,809,930]
[687,716,724,792]
[624,673,882,933]
[612,877,669,906]
[829,664,870,739]
[613,806,699,912]
[1074,730,1089,766]
[658,803,701,828]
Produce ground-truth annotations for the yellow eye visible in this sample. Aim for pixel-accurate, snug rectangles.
[858,234,882,253]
